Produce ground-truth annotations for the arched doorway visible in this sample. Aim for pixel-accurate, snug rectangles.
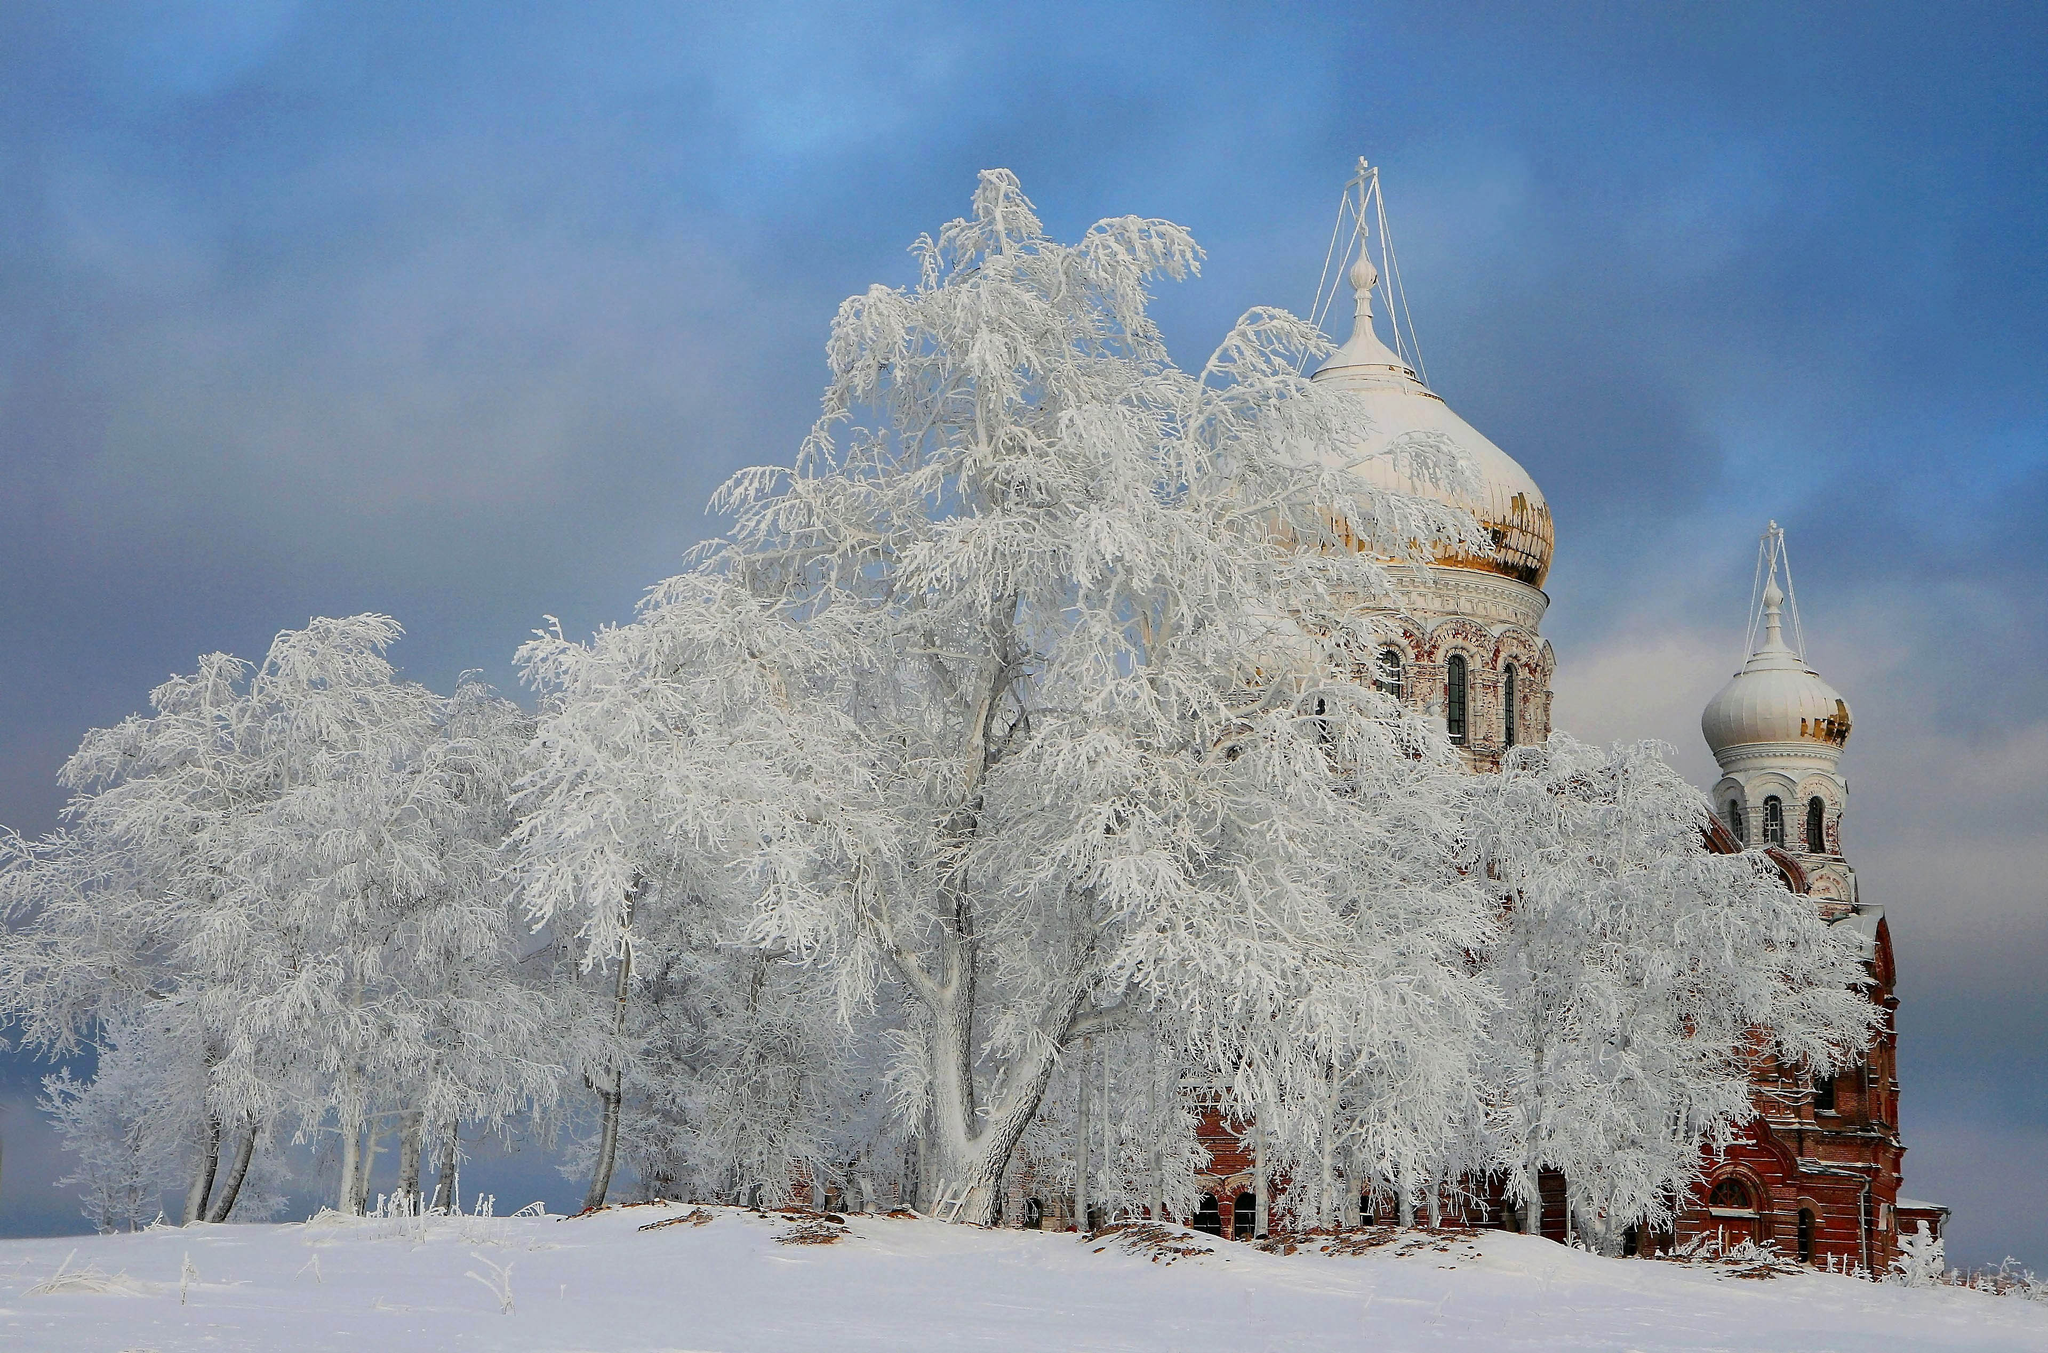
[1192,1194,1223,1235]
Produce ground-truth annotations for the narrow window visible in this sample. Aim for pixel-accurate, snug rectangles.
[1446,655,1468,745]
[1727,800,1746,843]
[1813,1073,1835,1114]
[1806,797,1826,853]
[1232,1192,1256,1240]
[1763,795,1785,846]
[1375,647,1404,699]
[1504,666,1518,747]
[1797,1209,1816,1264]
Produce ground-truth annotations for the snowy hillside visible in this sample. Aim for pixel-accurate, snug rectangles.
[1,1204,2041,1352]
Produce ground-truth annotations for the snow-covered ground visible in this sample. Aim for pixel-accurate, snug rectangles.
[1,1203,2042,1352]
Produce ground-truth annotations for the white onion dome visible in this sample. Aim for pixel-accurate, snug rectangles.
[1701,580,1852,757]
[1309,252,1554,588]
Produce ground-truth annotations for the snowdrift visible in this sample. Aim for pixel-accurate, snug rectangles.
[0,1203,2041,1352]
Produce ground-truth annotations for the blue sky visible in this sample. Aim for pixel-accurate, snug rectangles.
[2,2,2043,1265]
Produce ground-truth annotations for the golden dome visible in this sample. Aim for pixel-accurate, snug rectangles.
[1308,255,1553,589]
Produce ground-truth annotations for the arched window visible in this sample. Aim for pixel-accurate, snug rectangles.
[1806,797,1826,854]
[1763,795,1785,846]
[1232,1192,1256,1240]
[1727,800,1746,844]
[1504,665,1518,747]
[1446,655,1468,745]
[1022,1196,1044,1230]
[1192,1194,1222,1235]
[1708,1178,1755,1213]
[1708,1176,1761,1244]
[1812,1073,1836,1114]
[1797,1208,1817,1265]
[1375,647,1404,699]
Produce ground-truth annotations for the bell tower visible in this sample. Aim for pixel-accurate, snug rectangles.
[1700,523,1857,909]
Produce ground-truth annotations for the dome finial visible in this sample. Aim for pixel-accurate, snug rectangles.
[1704,523,1849,763]
[1346,235,1380,344]
[1759,575,1789,652]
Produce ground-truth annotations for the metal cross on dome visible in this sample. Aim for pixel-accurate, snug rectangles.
[1306,156,1429,386]
[1743,520,1810,662]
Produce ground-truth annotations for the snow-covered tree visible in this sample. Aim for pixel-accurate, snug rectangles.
[520,170,1493,1225]
[1466,735,1882,1253]
[1,618,559,1219]
[513,588,867,1210]
[38,1007,193,1232]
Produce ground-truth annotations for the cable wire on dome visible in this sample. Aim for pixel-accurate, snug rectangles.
[1302,159,1429,386]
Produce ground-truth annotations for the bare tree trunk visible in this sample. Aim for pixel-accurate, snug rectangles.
[204,1122,256,1223]
[1397,1159,1416,1228]
[337,1112,361,1213]
[1316,1062,1343,1229]
[353,1118,380,1214]
[582,933,634,1213]
[1101,1046,1112,1218]
[891,877,1095,1229]
[1073,1036,1091,1233]
[1253,1117,1269,1237]
[429,1125,458,1211]
[184,1114,221,1224]
[1145,1056,1164,1221]
[396,1110,424,1201]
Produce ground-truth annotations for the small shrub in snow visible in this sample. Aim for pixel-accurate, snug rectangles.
[1888,1223,1946,1289]
[464,1252,515,1313]
[1949,1257,2047,1301]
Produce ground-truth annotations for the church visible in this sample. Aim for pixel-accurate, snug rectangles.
[1158,171,1944,1268]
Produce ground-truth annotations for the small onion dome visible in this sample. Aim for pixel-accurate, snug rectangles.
[1701,580,1853,757]
[1309,252,1554,588]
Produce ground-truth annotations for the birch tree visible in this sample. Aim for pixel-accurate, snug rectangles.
[522,170,1492,1225]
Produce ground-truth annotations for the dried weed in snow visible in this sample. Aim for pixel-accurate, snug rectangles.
[775,1217,848,1246]
[639,1207,718,1232]
[27,1248,150,1297]
[1091,1222,1214,1264]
